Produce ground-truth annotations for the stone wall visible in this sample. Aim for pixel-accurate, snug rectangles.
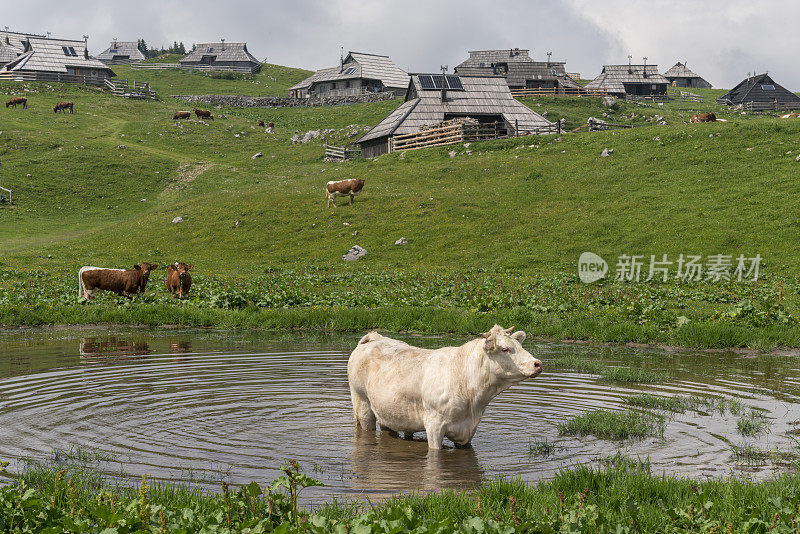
[169,91,397,108]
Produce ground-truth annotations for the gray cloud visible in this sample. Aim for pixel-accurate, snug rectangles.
[6,0,800,88]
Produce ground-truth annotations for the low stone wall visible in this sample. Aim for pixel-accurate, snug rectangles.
[169,92,396,108]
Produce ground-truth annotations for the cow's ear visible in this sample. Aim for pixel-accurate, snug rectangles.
[133,264,141,270]
[151,264,158,270]
[482,332,496,351]
[187,264,193,270]
[512,331,526,343]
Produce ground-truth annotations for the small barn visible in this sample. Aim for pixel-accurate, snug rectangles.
[96,40,146,64]
[717,73,800,108]
[357,74,552,158]
[585,64,668,97]
[289,52,409,98]
[0,37,115,83]
[179,42,261,73]
[454,48,580,91]
[663,62,711,88]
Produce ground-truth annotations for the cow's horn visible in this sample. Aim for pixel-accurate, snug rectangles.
[503,326,515,334]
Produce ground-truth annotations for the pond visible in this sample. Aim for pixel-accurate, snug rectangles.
[1,327,799,504]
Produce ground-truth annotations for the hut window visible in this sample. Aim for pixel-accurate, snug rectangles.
[761,84,775,90]
[109,49,118,54]
[345,81,350,88]
[343,67,356,75]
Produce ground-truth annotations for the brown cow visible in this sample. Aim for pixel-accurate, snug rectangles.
[54,101,74,114]
[780,113,799,119]
[326,178,365,207]
[193,108,213,120]
[166,262,193,299]
[173,111,191,120]
[78,263,158,299]
[257,119,265,127]
[6,97,27,109]
[690,112,716,123]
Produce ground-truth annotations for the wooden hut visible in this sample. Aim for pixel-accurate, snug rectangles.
[179,42,261,73]
[717,73,800,109]
[289,52,409,98]
[0,36,114,83]
[663,62,711,88]
[96,40,146,64]
[585,64,668,97]
[454,48,580,92]
[357,74,552,158]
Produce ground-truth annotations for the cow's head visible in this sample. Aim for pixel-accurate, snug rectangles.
[172,262,193,279]
[134,262,158,279]
[481,325,541,380]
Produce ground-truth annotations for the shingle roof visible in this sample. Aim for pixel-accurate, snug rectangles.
[0,31,44,64]
[457,49,534,67]
[455,49,579,89]
[289,51,409,91]
[663,62,701,79]
[96,41,145,61]
[584,64,668,93]
[358,74,552,143]
[719,73,800,104]
[1,37,113,74]
[180,42,260,64]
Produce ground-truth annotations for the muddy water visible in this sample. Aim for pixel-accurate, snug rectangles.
[1,328,799,503]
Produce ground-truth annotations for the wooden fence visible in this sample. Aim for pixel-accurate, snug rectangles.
[625,94,669,102]
[104,78,157,100]
[564,119,634,133]
[741,101,800,112]
[0,71,110,86]
[0,185,12,205]
[668,89,703,102]
[388,120,561,152]
[324,144,361,161]
[511,87,607,98]
[130,62,255,74]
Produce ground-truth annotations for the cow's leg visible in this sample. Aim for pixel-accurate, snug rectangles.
[349,193,354,205]
[402,431,415,440]
[350,390,376,430]
[424,422,445,450]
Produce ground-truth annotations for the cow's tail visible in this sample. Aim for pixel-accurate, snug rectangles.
[78,267,85,299]
[358,331,382,345]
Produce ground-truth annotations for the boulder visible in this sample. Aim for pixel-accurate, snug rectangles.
[602,96,618,108]
[395,237,408,245]
[601,148,614,157]
[172,216,183,224]
[342,245,367,261]
[252,152,263,159]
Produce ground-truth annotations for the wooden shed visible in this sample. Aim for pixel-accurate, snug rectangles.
[96,40,146,64]
[454,48,580,92]
[357,73,552,158]
[0,36,115,83]
[585,64,668,97]
[179,42,261,73]
[717,73,800,108]
[663,62,711,88]
[289,51,409,98]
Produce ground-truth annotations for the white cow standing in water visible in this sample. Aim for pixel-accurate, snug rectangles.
[347,325,542,449]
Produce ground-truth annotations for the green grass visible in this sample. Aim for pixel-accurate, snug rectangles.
[527,438,562,457]
[737,408,771,436]
[625,394,745,414]
[2,77,800,347]
[8,449,800,532]
[557,409,666,440]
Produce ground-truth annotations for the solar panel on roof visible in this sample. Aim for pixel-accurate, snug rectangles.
[445,75,464,90]
[418,74,436,89]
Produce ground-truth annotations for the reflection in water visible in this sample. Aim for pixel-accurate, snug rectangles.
[169,340,192,354]
[350,428,482,494]
[80,337,150,358]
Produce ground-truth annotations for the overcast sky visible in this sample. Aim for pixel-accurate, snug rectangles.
[6,0,800,89]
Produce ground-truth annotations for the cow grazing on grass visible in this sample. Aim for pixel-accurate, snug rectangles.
[6,97,27,109]
[173,111,191,120]
[326,178,365,207]
[257,120,265,127]
[54,101,74,114]
[348,325,542,449]
[166,262,193,299]
[193,108,213,120]
[690,112,716,123]
[78,263,158,299]
[781,113,799,119]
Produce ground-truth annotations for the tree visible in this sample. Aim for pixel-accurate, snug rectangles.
[137,38,148,55]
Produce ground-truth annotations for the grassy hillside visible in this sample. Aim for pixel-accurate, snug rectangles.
[110,63,312,96]
[2,78,800,347]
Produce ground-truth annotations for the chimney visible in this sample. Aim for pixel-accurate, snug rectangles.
[83,35,89,59]
[340,46,344,72]
[642,57,648,77]
[440,65,448,103]
[220,38,225,51]
[627,54,632,74]
[546,51,552,67]
[509,48,513,58]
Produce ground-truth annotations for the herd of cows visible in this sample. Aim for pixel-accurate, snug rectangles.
[6,96,74,113]
[78,262,193,300]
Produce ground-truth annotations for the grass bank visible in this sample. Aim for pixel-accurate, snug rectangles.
[4,450,800,533]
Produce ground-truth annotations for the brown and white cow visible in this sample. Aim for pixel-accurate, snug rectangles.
[166,262,193,299]
[348,325,542,449]
[780,113,799,119]
[6,97,27,109]
[173,111,191,120]
[54,101,74,114]
[78,263,158,299]
[326,178,365,207]
[257,119,265,127]
[690,112,716,123]
[193,108,213,120]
